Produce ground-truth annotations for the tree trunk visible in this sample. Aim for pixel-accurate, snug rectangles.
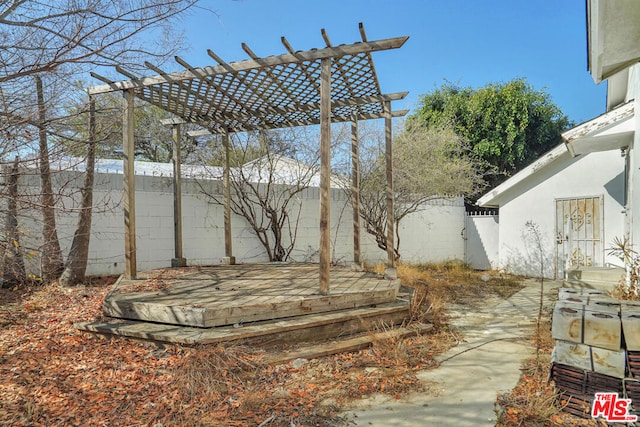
[36,75,64,282]
[60,98,96,286]
[1,157,27,288]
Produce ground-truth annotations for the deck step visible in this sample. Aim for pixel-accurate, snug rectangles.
[261,323,434,365]
[103,264,400,328]
[564,266,624,291]
[76,301,411,345]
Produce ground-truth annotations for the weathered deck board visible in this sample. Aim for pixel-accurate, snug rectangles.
[77,301,410,345]
[261,323,434,365]
[103,263,400,327]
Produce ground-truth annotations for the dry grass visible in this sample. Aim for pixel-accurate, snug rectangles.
[394,262,604,426]
[495,316,603,426]
[395,261,524,327]
[609,279,640,301]
[167,261,525,425]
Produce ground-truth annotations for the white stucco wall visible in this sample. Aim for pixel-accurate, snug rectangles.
[626,64,640,103]
[9,168,474,277]
[494,149,625,278]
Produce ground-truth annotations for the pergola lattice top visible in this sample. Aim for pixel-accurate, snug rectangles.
[88,23,409,133]
[86,23,408,287]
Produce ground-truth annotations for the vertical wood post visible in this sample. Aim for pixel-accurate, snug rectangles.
[319,58,332,295]
[384,101,395,271]
[222,129,235,264]
[351,118,361,267]
[171,123,187,267]
[123,89,137,279]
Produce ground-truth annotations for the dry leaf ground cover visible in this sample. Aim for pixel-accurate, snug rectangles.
[495,293,614,427]
[1,262,525,426]
[495,320,613,427]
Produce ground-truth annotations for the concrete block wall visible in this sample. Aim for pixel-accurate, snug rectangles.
[398,197,466,264]
[7,168,491,277]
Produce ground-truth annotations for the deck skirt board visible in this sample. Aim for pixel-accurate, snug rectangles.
[77,301,411,345]
[103,263,400,328]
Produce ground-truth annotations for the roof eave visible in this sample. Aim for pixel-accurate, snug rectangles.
[477,144,568,208]
[587,0,640,84]
[562,101,635,156]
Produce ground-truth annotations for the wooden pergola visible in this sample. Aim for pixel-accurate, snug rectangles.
[87,23,409,294]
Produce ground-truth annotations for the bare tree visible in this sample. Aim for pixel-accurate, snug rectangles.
[0,0,200,83]
[61,93,203,162]
[355,123,485,259]
[36,76,65,281]
[59,99,96,286]
[1,157,27,287]
[197,129,320,262]
[0,0,203,284]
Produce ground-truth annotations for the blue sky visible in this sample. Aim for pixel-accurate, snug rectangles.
[175,0,606,125]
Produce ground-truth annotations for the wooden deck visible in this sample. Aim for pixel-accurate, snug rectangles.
[101,263,401,328]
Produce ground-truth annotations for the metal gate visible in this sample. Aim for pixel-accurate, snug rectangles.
[555,196,604,279]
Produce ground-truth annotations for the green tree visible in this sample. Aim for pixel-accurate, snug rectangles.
[412,78,572,189]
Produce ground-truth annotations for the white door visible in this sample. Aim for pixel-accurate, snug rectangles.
[555,196,604,279]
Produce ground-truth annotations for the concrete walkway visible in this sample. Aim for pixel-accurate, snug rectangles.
[342,279,561,426]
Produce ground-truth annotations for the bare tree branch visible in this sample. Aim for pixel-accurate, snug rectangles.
[346,123,486,259]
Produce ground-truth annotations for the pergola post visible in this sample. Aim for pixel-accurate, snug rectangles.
[351,118,362,270]
[171,123,187,267]
[123,89,137,279]
[384,100,396,278]
[319,57,332,295]
[222,129,236,265]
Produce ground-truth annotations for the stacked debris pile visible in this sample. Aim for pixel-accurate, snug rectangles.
[551,288,640,418]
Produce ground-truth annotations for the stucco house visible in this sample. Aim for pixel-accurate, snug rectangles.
[477,0,640,280]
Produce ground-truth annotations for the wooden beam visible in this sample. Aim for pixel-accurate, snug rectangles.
[253,92,409,116]
[87,36,410,94]
[89,71,114,85]
[171,123,187,267]
[178,108,409,136]
[319,58,332,296]
[359,23,382,91]
[160,118,187,125]
[123,89,137,279]
[384,101,395,268]
[115,65,138,80]
[222,129,235,264]
[359,22,368,42]
[321,28,332,47]
[261,324,433,365]
[251,109,410,132]
[187,129,212,138]
[351,119,361,265]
